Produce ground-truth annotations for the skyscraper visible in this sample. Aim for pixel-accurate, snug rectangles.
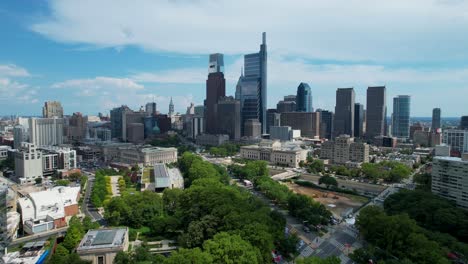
[296,83,312,112]
[334,88,355,137]
[392,95,411,139]
[354,103,364,138]
[110,105,131,140]
[432,108,441,131]
[366,86,386,139]
[42,101,64,118]
[205,53,226,134]
[215,96,241,140]
[460,116,468,130]
[238,32,267,135]
[146,102,157,116]
[318,109,334,140]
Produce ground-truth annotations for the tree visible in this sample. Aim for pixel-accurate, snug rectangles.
[55,179,70,186]
[68,172,82,182]
[164,248,213,264]
[48,244,69,264]
[35,177,43,184]
[62,216,84,251]
[277,234,299,259]
[203,232,262,264]
[318,175,338,189]
[307,160,324,173]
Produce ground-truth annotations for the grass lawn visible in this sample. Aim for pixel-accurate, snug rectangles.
[340,193,370,203]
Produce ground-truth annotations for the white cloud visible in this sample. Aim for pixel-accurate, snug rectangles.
[52,76,144,90]
[0,64,30,77]
[31,0,468,62]
[131,68,206,84]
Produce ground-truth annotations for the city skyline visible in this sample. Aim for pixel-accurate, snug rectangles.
[1,1,468,117]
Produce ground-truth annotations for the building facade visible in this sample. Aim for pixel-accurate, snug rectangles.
[366,86,386,138]
[432,108,441,131]
[205,53,226,134]
[432,156,468,210]
[296,82,312,112]
[118,146,177,166]
[280,112,320,138]
[29,117,64,147]
[354,103,364,138]
[392,95,411,139]
[334,88,355,138]
[442,129,468,155]
[215,96,241,140]
[14,143,43,183]
[318,110,334,140]
[240,140,307,168]
[42,101,63,118]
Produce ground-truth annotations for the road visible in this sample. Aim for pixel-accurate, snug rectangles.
[81,170,106,225]
[299,173,386,195]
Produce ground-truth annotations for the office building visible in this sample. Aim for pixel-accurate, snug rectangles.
[145,102,157,116]
[432,155,468,210]
[89,127,111,142]
[13,125,28,149]
[205,53,226,134]
[366,86,386,138]
[0,145,10,160]
[244,119,262,138]
[238,32,268,135]
[126,123,144,143]
[277,100,296,113]
[410,122,424,139]
[266,109,280,134]
[334,88,355,137]
[77,228,129,264]
[29,117,64,147]
[42,101,63,118]
[215,96,241,140]
[189,116,204,139]
[122,110,146,142]
[320,135,369,165]
[17,186,80,235]
[196,134,229,146]
[280,112,320,138]
[318,110,334,140]
[432,108,441,131]
[68,112,86,142]
[110,105,132,140]
[354,103,364,138]
[435,144,451,157]
[270,126,300,141]
[194,105,205,117]
[296,83,312,112]
[40,146,77,172]
[461,116,468,130]
[443,129,468,155]
[392,95,411,139]
[240,140,307,168]
[14,143,42,184]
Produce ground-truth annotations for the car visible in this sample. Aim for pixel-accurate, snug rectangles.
[303,226,311,233]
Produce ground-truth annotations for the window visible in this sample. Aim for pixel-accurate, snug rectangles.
[97,256,104,264]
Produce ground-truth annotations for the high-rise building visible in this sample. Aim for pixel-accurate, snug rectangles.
[215,96,241,140]
[194,105,205,117]
[122,110,146,142]
[145,102,157,116]
[13,125,28,149]
[243,119,262,138]
[29,117,64,147]
[168,97,175,116]
[238,32,267,135]
[42,101,64,118]
[266,109,280,134]
[68,112,86,142]
[334,88,355,137]
[110,105,132,140]
[296,83,312,112]
[318,109,334,140]
[392,95,411,139]
[366,86,386,138]
[432,108,441,131]
[280,112,320,138]
[205,53,226,134]
[354,103,364,138]
[460,116,468,130]
[277,100,296,113]
[442,129,468,155]
[432,155,468,210]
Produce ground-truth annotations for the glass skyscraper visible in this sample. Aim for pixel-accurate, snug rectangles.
[392,95,411,138]
[238,32,267,135]
[296,82,312,112]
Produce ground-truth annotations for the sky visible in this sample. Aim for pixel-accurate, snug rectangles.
[1,0,468,117]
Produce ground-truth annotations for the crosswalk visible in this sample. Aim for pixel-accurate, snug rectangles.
[300,245,314,257]
[329,238,345,251]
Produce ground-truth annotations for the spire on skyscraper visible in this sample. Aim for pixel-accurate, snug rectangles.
[169,97,174,116]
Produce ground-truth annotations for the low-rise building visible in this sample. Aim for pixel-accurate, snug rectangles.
[77,228,129,264]
[0,145,11,160]
[141,163,184,192]
[118,146,177,166]
[319,135,369,165]
[240,140,307,168]
[270,126,301,141]
[432,155,468,210]
[435,144,451,157]
[17,186,80,234]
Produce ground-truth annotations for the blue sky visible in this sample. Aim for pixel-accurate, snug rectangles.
[1,0,468,117]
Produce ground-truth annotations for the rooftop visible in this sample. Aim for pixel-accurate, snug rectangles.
[435,156,468,163]
[77,228,128,252]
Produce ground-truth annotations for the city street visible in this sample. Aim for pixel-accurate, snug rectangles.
[81,170,106,225]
